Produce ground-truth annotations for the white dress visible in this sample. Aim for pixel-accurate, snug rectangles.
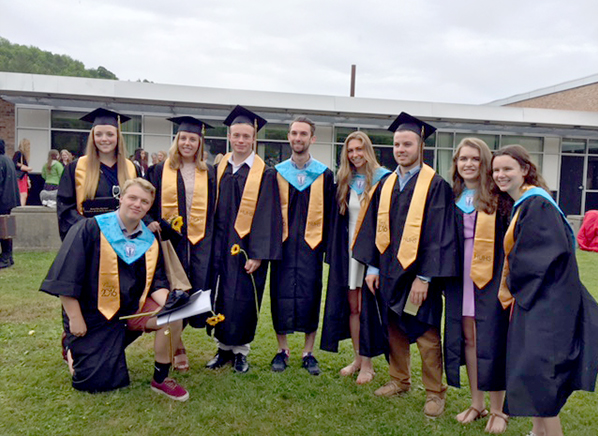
[347,188,366,289]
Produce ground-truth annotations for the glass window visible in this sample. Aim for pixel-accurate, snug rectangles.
[436,149,454,182]
[589,140,598,155]
[335,127,357,144]
[424,133,436,149]
[561,138,586,154]
[261,123,288,141]
[373,146,396,170]
[18,108,49,129]
[587,156,598,190]
[501,135,543,152]
[122,134,141,157]
[360,128,393,146]
[51,131,89,158]
[437,132,453,149]
[455,133,499,150]
[423,149,434,168]
[204,138,227,163]
[585,192,598,211]
[120,115,142,133]
[51,110,90,130]
[263,141,291,167]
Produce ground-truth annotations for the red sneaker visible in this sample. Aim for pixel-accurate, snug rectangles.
[150,377,189,401]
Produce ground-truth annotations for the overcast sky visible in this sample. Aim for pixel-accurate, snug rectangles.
[2,0,598,105]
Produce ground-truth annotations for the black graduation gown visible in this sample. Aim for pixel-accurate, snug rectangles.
[269,168,335,335]
[212,163,282,346]
[39,218,169,393]
[320,186,388,355]
[57,159,138,240]
[352,172,458,344]
[443,209,510,390]
[146,162,216,291]
[0,154,20,214]
[504,196,598,417]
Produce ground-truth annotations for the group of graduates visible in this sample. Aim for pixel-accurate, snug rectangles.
[39,105,598,436]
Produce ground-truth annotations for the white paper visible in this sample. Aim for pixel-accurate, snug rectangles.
[156,289,212,326]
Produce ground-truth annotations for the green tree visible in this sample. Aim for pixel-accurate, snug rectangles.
[0,37,119,79]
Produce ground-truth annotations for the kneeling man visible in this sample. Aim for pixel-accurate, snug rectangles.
[41,178,188,401]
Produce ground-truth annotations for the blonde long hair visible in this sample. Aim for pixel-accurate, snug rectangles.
[46,149,59,172]
[18,138,31,162]
[82,126,132,200]
[336,131,381,215]
[451,137,496,214]
[167,131,207,171]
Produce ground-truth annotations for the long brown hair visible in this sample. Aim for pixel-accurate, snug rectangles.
[82,126,132,200]
[46,149,59,172]
[336,131,381,215]
[492,144,549,192]
[451,138,496,214]
[167,131,207,171]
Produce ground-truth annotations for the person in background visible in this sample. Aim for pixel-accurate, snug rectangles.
[13,138,32,206]
[0,139,20,269]
[133,149,149,177]
[41,150,64,191]
[150,152,159,166]
[321,131,390,384]
[157,150,167,163]
[492,145,598,436]
[444,138,510,433]
[60,149,74,167]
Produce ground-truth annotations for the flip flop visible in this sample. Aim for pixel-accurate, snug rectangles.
[485,411,508,434]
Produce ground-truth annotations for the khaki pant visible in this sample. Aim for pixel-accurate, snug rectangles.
[387,315,446,396]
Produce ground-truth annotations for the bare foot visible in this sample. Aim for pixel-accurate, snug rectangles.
[356,367,375,384]
[339,361,360,376]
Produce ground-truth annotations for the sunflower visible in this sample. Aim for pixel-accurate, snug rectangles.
[230,244,241,256]
[171,216,183,232]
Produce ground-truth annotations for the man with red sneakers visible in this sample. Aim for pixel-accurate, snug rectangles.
[41,178,188,401]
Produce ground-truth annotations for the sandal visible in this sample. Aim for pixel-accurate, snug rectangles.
[356,369,376,385]
[485,411,508,434]
[456,406,488,424]
[173,348,190,373]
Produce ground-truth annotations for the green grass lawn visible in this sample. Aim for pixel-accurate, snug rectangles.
[1,251,598,436]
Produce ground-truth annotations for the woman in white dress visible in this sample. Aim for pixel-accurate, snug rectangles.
[321,131,389,384]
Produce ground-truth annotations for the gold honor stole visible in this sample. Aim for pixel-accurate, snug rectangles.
[216,153,266,238]
[470,211,496,289]
[161,159,208,244]
[498,208,521,310]
[277,172,325,249]
[350,180,385,250]
[75,156,136,215]
[375,164,435,269]
[98,234,159,320]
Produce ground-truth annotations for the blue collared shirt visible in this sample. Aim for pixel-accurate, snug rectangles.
[115,210,143,240]
[290,154,313,170]
[366,164,429,281]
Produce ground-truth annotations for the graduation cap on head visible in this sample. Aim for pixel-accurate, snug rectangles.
[223,105,267,132]
[168,116,212,136]
[387,112,436,141]
[80,108,131,128]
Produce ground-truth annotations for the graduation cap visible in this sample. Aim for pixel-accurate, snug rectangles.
[80,108,131,128]
[223,105,267,132]
[387,112,436,140]
[168,116,213,136]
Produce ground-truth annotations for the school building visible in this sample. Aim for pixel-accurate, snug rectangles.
[2,71,598,216]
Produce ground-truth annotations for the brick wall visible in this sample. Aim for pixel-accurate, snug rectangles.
[506,82,598,112]
[0,98,16,156]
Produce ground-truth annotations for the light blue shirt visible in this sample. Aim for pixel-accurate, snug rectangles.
[290,154,313,170]
[366,165,429,281]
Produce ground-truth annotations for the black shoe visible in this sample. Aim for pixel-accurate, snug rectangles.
[233,354,249,373]
[9,256,14,266]
[302,354,321,376]
[0,258,10,269]
[271,351,289,372]
[205,350,234,369]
